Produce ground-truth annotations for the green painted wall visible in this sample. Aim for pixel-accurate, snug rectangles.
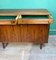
[0,0,56,34]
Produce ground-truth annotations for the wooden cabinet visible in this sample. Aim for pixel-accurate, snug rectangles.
[0,9,53,49]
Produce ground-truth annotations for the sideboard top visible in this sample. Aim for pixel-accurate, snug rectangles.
[0,9,50,15]
[0,9,53,24]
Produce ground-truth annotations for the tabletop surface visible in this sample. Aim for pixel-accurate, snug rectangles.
[0,9,50,15]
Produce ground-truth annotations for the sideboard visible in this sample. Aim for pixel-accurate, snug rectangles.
[0,9,53,49]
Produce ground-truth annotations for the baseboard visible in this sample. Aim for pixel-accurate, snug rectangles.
[49,29,56,35]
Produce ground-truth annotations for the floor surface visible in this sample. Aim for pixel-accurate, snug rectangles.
[0,35,56,60]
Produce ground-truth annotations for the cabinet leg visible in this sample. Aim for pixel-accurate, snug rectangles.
[40,44,42,49]
[2,43,8,49]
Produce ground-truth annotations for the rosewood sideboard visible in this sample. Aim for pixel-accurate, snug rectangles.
[0,9,53,49]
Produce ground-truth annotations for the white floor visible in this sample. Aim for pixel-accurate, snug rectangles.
[0,35,56,60]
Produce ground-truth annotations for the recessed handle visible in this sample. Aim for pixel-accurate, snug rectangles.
[11,21,15,24]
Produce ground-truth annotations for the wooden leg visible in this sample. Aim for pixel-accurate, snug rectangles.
[40,44,42,49]
[2,43,8,49]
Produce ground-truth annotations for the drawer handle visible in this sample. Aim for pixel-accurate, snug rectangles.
[11,21,15,24]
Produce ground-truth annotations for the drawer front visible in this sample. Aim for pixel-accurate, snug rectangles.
[0,15,17,25]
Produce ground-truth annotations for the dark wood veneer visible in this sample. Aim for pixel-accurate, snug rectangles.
[0,9,53,49]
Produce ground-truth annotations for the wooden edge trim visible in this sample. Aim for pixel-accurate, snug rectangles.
[18,19,49,24]
[0,20,17,25]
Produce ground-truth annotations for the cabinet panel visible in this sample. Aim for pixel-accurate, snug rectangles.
[0,25,21,42]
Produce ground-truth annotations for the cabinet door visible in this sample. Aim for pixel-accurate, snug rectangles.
[0,25,21,42]
[27,24,49,44]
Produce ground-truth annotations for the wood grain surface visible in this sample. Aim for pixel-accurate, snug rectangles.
[0,9,52,45]
[0,24,49,44]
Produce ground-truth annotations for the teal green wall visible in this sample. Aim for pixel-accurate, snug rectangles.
[0,0,56,34]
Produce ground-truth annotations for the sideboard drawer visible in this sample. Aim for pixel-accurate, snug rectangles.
[0,15,17,25]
